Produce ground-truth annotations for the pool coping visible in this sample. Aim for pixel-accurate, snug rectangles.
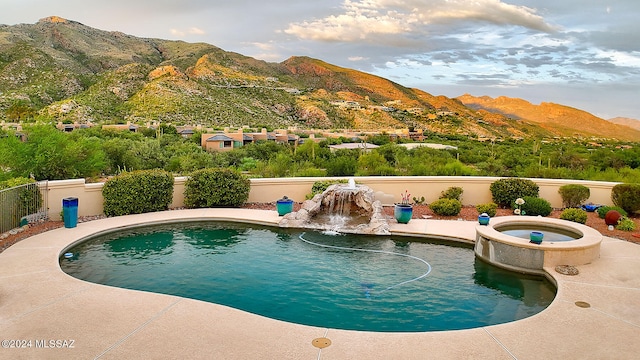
[1,208,639,359]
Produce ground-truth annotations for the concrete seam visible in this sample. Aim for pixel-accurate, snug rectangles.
[483,327,518,360]
[94,298,183,359]
[0,286,91,325]
[0,269,48,279]
[560,280,640,290]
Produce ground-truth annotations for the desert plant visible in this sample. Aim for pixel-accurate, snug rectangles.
[440,186,463,201]
[412,196,425,205]
[560,208,588,224]
[429,198,462,216]
[476,202,498,217]
[616,217,637,231]
[184,168,250,208]
[611,183,640,214]
[519,196,552,217]
[558,184,590,208]
[490,178,539,207]
[102,170,174,216]
[596,205,627,219]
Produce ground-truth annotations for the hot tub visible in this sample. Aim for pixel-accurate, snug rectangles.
[475,216,602,275]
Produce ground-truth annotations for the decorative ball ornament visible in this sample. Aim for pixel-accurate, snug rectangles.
[604,210,621,226]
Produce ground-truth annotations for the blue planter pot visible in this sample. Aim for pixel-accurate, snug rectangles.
[530,231,544,244]
[394,204,413,224]
[276,199,294,216]
[478,214,490,225]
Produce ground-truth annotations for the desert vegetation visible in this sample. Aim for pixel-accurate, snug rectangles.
[1,124,639,184]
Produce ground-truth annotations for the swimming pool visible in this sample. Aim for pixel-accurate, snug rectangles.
[60,221,555,332]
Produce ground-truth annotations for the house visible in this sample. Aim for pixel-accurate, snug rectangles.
[203,134,238,152]
[201,128,300,152]
[102,122,138,132]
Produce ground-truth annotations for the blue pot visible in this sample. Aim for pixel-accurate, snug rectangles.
[276,199,294,216]
[394,204,413,224]
[581,204,600,212]
[478,214,490,225]
[530,231,544,244]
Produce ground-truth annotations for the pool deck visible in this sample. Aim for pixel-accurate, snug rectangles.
[1,208,639,359]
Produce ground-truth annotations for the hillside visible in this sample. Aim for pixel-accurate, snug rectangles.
[608,117,640,131]
[457,94,640,141]
[0,17,634,140]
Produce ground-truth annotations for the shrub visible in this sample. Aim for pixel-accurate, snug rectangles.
[597,205,627,219]
[440,186,463,201]
[560,208,588,224]
[476,203,498,217]
[558,184,590,208]
[184,168,250,208]
[306,179,347,200]
[490,178,539,207]
[519,196,552,217]
[611,183,640,214]
[616,217,637,231]
[102,170,174,217]
[429,198,462,216]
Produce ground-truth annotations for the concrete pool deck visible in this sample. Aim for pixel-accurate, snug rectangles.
[0,208,639,359]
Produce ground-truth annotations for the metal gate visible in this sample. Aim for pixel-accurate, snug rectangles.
[0,181,49,234]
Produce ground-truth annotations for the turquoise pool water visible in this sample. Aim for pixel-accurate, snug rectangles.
[498,225,581,242]
[60,222,555,332]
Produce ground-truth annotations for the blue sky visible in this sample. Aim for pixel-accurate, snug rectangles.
[1,0,639,119]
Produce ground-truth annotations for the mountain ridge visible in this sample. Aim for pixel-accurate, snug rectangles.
[1,16,639,141]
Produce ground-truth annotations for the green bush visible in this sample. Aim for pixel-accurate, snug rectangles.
[560,208,588,224]
[102,170,174,216]
[306,179,347,200]
[476,202,498,217]
[490,178,539,207]
[429,198,462,216]
[611,183,640,214]
[596,205,627,219]
[558,184,590,208]
[440,186,463,201]
[520,196,552,217]
[616,217,637,231]
[184,168,250,208]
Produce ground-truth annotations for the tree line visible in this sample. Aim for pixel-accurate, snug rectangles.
[1,124,639,183]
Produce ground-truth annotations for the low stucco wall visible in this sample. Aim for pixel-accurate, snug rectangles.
[44,176,619,220]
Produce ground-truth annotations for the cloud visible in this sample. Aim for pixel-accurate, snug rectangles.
[169,27,206,37]
[284,0,558,43]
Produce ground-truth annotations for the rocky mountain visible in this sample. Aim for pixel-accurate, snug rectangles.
[0,17,637,141]
[608,117,640,132]
[457,94,640,141]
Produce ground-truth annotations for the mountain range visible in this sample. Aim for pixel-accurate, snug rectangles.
[1,16,638,141]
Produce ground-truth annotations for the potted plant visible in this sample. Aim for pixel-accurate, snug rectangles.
[530,231,544,244]
[394,190,413,224]
[478,213,490,225]
[276,196,294,216]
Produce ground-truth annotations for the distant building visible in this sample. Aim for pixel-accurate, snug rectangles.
[328,142,379,152]
[102,122,138,132]
[399,143,458,151]
[201,128,299,152]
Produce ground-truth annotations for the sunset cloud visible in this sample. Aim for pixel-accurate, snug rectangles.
[285,0,558,43]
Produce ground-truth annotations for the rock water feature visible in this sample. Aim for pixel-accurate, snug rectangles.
[279,179,390,235]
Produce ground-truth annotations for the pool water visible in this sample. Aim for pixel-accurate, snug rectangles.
[60,222,555,332]
[498,225,581,242]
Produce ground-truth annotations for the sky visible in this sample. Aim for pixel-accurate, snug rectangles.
[1,0,639,120]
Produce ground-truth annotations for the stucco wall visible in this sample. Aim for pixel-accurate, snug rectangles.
[44,176,618,220]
